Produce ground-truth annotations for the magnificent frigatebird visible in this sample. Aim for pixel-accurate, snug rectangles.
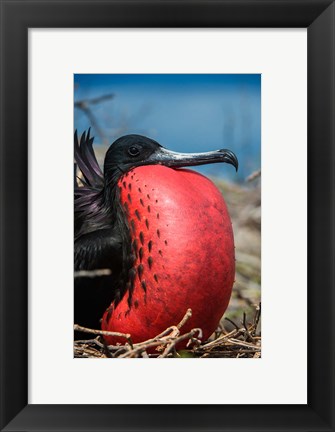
[74,129,238,344]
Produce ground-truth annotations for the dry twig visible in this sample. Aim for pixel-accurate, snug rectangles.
[246,169,261,182]
[74,269,112,278]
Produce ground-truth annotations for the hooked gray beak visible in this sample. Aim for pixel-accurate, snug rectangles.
[147,147,238,172]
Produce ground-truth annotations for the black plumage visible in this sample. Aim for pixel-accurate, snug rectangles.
[74,130,132,338]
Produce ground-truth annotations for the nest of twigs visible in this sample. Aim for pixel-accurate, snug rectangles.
[74,303,261,359]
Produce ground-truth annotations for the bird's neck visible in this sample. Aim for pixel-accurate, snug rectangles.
[102,175,136,304]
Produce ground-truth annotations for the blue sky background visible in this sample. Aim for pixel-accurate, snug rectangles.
[74,74,261,182]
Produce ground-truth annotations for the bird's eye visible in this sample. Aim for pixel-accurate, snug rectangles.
[128,146,140,157]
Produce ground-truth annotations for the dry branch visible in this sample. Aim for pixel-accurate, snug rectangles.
[246,169,261,182]
[74,269,112,278]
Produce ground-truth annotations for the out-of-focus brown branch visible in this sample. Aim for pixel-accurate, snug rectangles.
[246,169,261,182]
[74,269,112,278]
[74,94,114,145]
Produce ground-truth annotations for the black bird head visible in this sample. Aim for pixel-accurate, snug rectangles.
[75,130,238,239]
[103,134,238,184]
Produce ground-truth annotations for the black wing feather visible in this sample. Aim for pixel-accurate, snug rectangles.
[74,129,104,188]
[74,129,109,239]
[81,129,104,181]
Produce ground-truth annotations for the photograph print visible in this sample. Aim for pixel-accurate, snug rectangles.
[74,74,261,358]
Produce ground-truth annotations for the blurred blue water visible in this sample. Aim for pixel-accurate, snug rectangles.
[74,74,261,182]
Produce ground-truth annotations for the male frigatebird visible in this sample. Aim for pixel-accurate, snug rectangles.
[74,129,238,344]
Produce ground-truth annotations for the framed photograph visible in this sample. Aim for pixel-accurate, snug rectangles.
[1,1,334,431]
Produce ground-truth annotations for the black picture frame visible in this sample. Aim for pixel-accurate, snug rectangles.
[1,1,334,431]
